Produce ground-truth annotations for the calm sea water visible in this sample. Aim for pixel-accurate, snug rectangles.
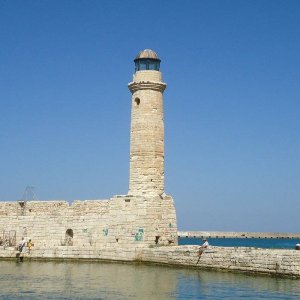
[179,237,300,249]
[0,260,299,299]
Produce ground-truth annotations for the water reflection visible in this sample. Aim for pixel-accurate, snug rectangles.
[0,261,299,299]
[174,269,300,299]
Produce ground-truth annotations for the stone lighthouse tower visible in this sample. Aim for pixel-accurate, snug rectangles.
[113,49,179,246]
[128,49,166,196]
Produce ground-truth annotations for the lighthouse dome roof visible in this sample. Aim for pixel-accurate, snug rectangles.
[134,49,160,61]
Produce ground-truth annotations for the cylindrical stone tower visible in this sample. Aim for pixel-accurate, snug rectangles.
[128,49,166,196]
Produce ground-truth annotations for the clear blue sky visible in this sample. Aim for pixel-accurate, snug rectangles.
[0,0,299,232]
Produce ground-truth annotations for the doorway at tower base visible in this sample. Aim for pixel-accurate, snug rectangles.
[110,194,178,246]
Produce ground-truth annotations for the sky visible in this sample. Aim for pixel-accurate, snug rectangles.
[0,0,299,232]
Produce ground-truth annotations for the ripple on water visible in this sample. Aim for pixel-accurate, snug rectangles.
[0,261,299,299]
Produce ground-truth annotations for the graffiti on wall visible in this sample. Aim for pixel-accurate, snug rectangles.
[102,228,108,236]
[134,228,144,241]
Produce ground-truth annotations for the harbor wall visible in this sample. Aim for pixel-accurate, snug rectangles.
[1,199,299,278]
[138,246,300,277]
[0,197,178,248]
[0,245,299,278]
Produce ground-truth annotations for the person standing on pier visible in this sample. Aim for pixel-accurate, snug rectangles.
[18,237,26,253]
[27,239,34,253]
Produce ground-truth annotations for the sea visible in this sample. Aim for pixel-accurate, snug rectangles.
[179,237,300,249]
[0,237,299,299]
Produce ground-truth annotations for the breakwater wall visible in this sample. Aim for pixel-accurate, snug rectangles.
[178,231,300,239]
[0,245,299,278]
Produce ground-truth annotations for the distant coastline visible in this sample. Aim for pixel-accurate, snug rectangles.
[178,231,300,239]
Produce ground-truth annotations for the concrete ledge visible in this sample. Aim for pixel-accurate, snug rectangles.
[137,246,300,277]
[1,245,299,278]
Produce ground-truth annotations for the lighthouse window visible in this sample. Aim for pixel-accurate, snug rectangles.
[135,59,160,71]
[135,98,140,106]
[149,63,156,70]
[140,61,147,70]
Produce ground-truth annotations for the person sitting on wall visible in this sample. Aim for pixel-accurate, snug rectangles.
[27,239,34,253]
[198,239,209,257]
[18,237,26,252]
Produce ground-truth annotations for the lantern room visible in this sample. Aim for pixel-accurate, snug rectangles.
[134,49,161,72]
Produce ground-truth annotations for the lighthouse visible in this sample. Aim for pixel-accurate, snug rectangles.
[123,49,177,246]
[128,49,166,196]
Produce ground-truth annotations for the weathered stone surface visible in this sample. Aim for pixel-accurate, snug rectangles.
[1,245,299,277]
[0,195,178,248]
[139,246,300,277]
[128,70,166,196]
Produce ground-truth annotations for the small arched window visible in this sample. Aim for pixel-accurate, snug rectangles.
[65,229,73,246]
[135,98,140,106]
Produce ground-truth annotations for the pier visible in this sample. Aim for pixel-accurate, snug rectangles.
[178,231,300,239]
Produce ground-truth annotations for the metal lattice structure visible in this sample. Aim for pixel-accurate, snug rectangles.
[17,186,37,216]
[22,186,36,201]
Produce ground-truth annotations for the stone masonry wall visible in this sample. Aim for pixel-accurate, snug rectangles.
[0,195,178,249]
[138,246,300,277]
[128,70,166,196]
